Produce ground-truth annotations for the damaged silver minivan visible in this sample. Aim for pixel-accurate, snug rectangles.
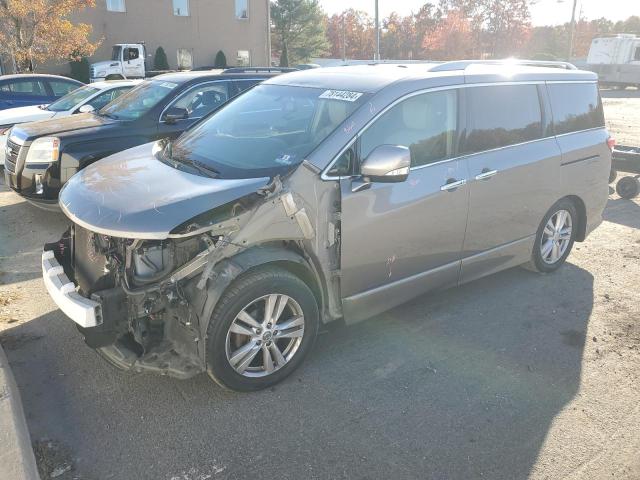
[42,62,611,391]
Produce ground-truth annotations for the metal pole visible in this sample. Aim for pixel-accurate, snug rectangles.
[342,14,346,61]
[374,0,380,61]
[266,0,272,66]
[567,0,578,60]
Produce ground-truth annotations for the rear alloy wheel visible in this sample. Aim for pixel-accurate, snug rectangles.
[206,267,319,391]
[525,199,577,273]
[616,176,640,199]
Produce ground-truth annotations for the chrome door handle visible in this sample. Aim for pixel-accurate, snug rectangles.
[440,179,467,191]
[475,169,498,180]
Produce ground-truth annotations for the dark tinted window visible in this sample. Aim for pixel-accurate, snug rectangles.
[361,89,458,168]
[48,80,78,96]
[3,80,47,96]
[464,84,542,154]
[548,83,604,135]
[233,79,261,96]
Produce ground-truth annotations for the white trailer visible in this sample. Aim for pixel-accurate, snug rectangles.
[586,34,640,88]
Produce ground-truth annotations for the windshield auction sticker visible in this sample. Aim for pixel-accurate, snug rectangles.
[319,90,363,102]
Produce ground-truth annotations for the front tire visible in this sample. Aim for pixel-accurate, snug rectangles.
[525,199,578,273]
[205,266,319,392]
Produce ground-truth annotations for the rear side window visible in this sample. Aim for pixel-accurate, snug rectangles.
[3,80,47,96]
[463,84,542,154]
[548,83,604,135]
[48,80,78,96]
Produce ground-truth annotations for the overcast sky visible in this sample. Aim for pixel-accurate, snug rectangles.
[319,0,638,26]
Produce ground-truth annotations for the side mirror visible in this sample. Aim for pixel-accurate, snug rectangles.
[77,104,95,114]
[162,106,188,124]
[360,145,411,183]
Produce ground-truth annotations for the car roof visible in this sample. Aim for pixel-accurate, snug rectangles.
[0,74,83,83]
[150,70,283,84]
[88,79,143,89]
[266,62,597,93]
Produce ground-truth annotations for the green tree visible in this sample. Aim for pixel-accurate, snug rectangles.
[153,46,170,70]
[271,0,328,67]
[69,57,90,83]
[214,50,227,68]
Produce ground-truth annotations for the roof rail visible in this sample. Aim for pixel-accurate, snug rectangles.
[429,59,577,72]
[222,67,298,74]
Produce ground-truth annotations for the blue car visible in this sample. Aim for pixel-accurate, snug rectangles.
[0,74,83,110]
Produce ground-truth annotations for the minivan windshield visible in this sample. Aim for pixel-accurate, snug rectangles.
[46,85,99,112]
[98,80,178,120]
[168,84,367,179]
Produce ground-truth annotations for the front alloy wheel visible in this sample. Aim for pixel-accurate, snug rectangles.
[206,267,319,391]
[226,294,305,377]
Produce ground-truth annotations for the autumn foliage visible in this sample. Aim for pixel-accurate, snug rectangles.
[0,0,100,72]
[423,10,474,60]
[322,0,639,62]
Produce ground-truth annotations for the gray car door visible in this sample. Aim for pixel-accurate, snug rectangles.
[338,89,470,322]
[459,83,562,283]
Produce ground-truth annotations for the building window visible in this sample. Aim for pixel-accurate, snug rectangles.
[106,0,125,12]
[237,50,250,66]
[173,0,189,16]
[177,49,193,70]
[235,0,248,19]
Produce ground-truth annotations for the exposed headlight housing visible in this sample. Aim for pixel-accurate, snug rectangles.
[25,137,60,164]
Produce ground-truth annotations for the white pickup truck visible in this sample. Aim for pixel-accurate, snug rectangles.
[586,34,640,89]
[90,44,151,82]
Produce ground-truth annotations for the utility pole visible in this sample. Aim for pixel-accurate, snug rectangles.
[374,0,380,61]
[567,0,578,60]
[266,0,272,66]
[342,14,346,62]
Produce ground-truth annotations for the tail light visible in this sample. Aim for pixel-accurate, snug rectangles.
[607,137,616,151]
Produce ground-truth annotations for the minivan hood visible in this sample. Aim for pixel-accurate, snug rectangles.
[0,105,54,126]
[12,112,114,140]
[59,143,270,239]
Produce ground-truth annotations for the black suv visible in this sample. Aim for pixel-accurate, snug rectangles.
[4,69,282,208]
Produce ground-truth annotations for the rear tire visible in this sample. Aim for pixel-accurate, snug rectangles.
[524,199,577,273]
[205,266,319,392]
[616,176,640,199]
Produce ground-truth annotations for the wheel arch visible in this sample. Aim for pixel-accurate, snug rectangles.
[233,245,325,315]
[193,243,327,347]
[563,194,587,242]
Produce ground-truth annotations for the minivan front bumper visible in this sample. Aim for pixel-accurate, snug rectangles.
[42,250,103,328]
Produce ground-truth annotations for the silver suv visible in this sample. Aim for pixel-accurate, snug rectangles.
[43,62,611,391]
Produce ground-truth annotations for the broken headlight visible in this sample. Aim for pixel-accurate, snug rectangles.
[131,241,174,284]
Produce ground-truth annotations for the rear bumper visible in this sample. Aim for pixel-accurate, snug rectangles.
[42,250,103,328]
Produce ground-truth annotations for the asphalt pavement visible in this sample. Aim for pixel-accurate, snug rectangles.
[1,178,639,480]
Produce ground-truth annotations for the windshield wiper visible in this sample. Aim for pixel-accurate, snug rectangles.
[171,155,220,179]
